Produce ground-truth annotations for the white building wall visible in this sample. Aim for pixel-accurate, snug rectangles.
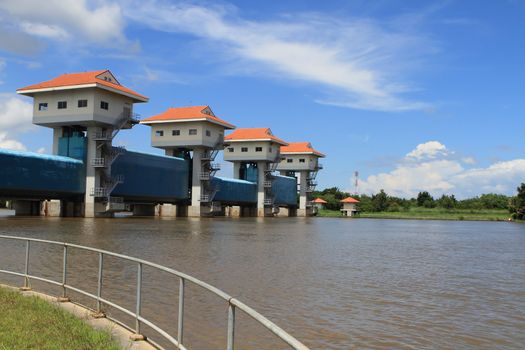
[150,121,224,148]
[277,154,319,171]
[223,141,280,162]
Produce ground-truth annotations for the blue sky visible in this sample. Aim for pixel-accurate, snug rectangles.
[0,0,524,198]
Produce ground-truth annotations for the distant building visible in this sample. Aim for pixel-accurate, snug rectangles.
[312,197,327,210]
[340,197,359,217]
[277,142,325,216]
[140,105,235,217]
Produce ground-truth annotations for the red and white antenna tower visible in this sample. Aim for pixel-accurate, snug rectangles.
[354,171,359,195]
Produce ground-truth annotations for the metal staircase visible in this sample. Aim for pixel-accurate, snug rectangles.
[90,111,135,213]
[198,143,222,205]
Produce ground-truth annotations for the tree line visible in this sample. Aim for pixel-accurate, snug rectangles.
[313,183,525,219]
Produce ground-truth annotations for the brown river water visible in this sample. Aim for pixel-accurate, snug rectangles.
[0,216,524,350]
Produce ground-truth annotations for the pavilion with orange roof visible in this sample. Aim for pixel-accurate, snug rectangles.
[340,196,360,217]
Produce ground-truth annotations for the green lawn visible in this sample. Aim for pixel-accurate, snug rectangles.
[0,287,120,350]
[317,208,511,221]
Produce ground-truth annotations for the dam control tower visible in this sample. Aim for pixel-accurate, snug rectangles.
[140,106,236,217]
[277,142,325,216]
[17,70,149,217]
[223,128,288,217]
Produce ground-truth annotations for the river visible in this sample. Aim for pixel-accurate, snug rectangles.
[0,216,524,349]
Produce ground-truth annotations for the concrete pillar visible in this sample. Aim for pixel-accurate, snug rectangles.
[84,126,100,218]
[189,147,203,217]
[158,204,177,217]
[41,200,61,217]
[133,204,156,216]
[12,200,40,216]
[297,170,309,216]
[52,128,62,155]
[233,162,241,179]
[256,161,266,216]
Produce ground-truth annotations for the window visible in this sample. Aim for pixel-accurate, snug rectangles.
[78,99,88,108]
[255,147,263,152]
[206,130,211,137]
[172,130,180,136]
[299,158,306,163]
[57,101,67,109]
[38,103,48,111]
[189,129,197,135]
[241,147,248,152]
[100,101,109,110]
[228,148,234,153]
[156,130,164,137]
[269,147,272,153]
[287,158,293,163]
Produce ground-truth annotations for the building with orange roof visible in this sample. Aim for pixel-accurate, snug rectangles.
[340,197,360,217]
[141,106,236,217]
[223,128,291,217]
[17,70,148,218]
[277,142,325,217]
[312,197,328,210]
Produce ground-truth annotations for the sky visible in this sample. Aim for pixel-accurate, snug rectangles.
[0,0,523,198]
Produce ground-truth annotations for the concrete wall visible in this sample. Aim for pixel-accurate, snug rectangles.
[223,141,280,162]
[149,121,224,148]
[32,88,134,127]
[277,154,319,171]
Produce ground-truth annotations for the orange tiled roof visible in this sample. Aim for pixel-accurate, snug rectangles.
[312,198,328,204]
[280,142,325,157]
[340,197,360,203]
[17,70,148,101]
[224,128,288,145]
[140,106,235,129]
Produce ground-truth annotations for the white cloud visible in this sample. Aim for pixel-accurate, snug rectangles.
[0,0,128,46]
[359,141,525,198]
[123,0,434,112]
[0,94,33,132]
[0,132,27,151]
[406,140,450,160]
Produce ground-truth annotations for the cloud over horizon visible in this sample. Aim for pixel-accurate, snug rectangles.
[359,141,525,198]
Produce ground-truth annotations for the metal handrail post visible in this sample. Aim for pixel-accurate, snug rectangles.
[178,277,185,349]
[135,262,143,336]
[227,303,235,350]
[97,252,104,312]
[62,245,67,298]
[22,240,30,290]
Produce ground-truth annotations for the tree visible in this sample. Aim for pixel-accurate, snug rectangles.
[417,191,435,208]
[371,189,389,212]
[436,194,457,209]
[509,183,525,220]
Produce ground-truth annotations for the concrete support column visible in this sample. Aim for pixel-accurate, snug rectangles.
[52,128,62,155]
[297,171,309,217]
[84,126,100,218]
[157,204,177,217]
[233,162,241,179]
[256,161,266,216]
[189,147,203,217]
[41,200,61,217]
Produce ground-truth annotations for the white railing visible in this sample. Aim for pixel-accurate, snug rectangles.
[0,235,310,350]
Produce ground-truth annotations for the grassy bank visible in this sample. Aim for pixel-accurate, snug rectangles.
[317,208,511,221]
[0,287,119,350]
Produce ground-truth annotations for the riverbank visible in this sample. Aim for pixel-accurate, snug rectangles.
[317,208,511,221]
[0,287,120,350]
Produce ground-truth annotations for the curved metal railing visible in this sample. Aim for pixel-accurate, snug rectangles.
[0,235,309,350]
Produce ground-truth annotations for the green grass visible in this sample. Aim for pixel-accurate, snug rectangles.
[0,287,120,350]
[317,208,511,221]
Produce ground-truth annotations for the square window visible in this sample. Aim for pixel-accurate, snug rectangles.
[241,147,248,152]
[228,148,234,153]
[78,99,88,108]
[38,103,48,111]
[269,147,272,152]
[57,101,67,109]
[299,159,306,163]
[156,130,164,137]
[206,130,211,137]
[172,130,180,136]
[100,101,109,110]
[287,159,293,163]
[255,147,263,152]
[189,129,197,135]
